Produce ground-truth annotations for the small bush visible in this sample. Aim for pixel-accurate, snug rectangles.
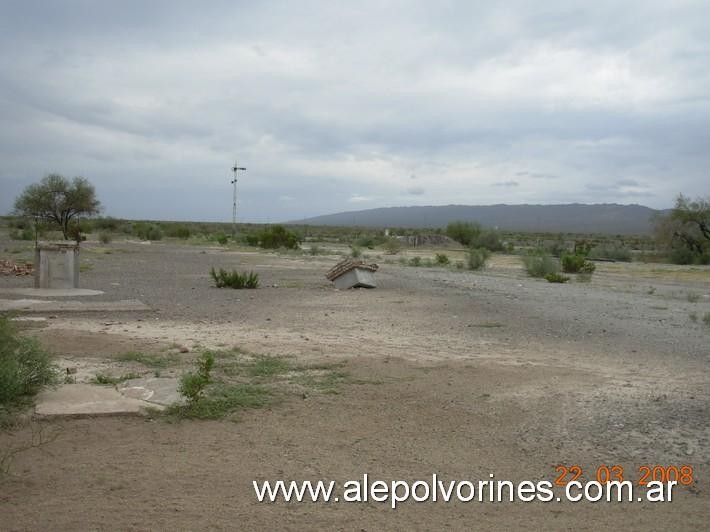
[117,351,178,369]
[93,217,120,231]
[350,246,362,258]
[409,256,422,267]
[467,247,490,270]
[384,238,401,254]
[165,224,191,239]
[354,236,382,249]
[435,253,450,265]
[668,247,695,265]
[561,253,596,274]
[178,351,215,402]
[133,223,163,241]
[254,225,300,249]
[213,233,229,245]
[0,316,58,405]
[472,231,504,252]
[590,245,632,262]
[92,372,141,385]
[210,267,260,289]
[98,232,112,244]
[522,251,558,278]
[545,237,568,257]
[545,272,570,283]
[9,228,34,241]
[446,221,482,246]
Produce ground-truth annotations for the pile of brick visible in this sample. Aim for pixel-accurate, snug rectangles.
[0,259,34,276]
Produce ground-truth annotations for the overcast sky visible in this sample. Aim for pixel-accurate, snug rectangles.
[1,1,708,222]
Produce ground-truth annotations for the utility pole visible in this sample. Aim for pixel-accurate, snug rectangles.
[231,161,246,236]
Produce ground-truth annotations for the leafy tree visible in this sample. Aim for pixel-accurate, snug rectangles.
[14,174,101,240]
[654,194,709,263]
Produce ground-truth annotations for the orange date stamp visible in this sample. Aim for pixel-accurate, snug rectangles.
[555,464,694,486]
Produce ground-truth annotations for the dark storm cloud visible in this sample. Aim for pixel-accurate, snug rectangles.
[1,1,709,221]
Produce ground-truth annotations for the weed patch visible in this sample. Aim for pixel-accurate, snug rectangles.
[210,267,260,289]
[165,350,352,420]
[545,272,570,283]
[0,316,58,406]
[116,351,178,369]
[91,372,141,385]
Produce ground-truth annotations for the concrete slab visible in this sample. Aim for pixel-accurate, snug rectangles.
[118,377,184,406]
[35,384,155,417]
[0,288,104,297]
[0,298,149,312]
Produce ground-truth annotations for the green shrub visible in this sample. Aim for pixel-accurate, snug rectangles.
[210,267,260,289]
[384,238,401,254]
[435,253,450,265]
[545,237,569,257]
[98,232,112,244]
[522,251,558,278]
[354,236,384,249]
[93,217,120,231]
[667,247,709,265]
[561,253,596,274]
[178,351,215,402]
[590,245,632,262]
[446,221,482,246]
[9,228,34,241]
[0,316,58,405]
[132,222,163,241]
[165,224,191,239]
[350,246,363,258]
[472,231,504,252]
[253,225,300,249]
[467,247,490,270]
[213,233,229,245]
[545,272,570,283]
[409,256,422,267]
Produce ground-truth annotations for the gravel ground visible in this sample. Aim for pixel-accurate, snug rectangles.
[1,237,709,530]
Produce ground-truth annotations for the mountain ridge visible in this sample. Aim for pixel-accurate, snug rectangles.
[291,203,668,234]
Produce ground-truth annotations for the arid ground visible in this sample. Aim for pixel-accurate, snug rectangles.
[1,238,709,530]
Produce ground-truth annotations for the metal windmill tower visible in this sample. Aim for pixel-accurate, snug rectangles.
[231,161,246,236]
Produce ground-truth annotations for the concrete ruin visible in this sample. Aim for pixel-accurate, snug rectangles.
[326,259,378,289]
[34,242,80,289]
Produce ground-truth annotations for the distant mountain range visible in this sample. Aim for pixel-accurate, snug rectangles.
[294,203,668,234]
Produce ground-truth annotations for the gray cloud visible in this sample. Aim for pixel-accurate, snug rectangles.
[1,1,709,221]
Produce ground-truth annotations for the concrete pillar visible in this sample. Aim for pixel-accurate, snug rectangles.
[34,242,80,289]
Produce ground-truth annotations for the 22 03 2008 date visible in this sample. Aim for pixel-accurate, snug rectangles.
[554,465,694,486]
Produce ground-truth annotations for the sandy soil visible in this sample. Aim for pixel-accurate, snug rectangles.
[1,239,709,530]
